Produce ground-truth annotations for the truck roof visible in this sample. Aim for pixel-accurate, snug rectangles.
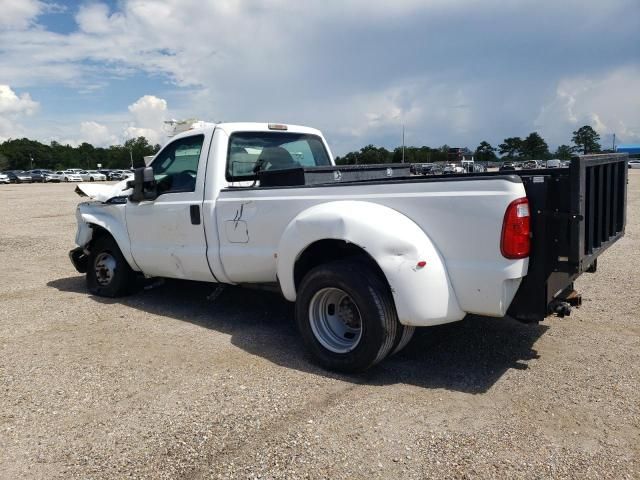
[171,122,325,142]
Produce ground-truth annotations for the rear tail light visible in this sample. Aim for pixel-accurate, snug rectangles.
[501,197,530,259]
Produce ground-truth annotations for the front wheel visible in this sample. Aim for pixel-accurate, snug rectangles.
[86,235,136,297]
[295,260,398,372]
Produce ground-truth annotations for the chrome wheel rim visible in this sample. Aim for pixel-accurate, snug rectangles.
[94,252,116,286]
[309,287,363,353]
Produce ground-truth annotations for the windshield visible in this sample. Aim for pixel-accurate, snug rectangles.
[226,132,331,180]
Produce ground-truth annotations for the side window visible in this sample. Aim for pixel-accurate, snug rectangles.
[152,134,204,194]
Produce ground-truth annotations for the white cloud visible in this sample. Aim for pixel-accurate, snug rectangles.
[536,66,640,146]
[124,95,168,145]
[53,95,170,147]
[0,0,638,153]
[79,121,118,147]
[0,85,39,141]
[0,0,43,29]
[0,84,39,115]
[75,2,118,34]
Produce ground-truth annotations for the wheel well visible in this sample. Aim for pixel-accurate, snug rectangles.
[88,225,112,247]
[293,239,388,290]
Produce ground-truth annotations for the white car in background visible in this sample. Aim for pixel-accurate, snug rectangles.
[546,159,562,168]
[85,170,107,181]
[58,170,84,182]
[628,160,640,169]
[108,169,134,180]
[0,172,9,184]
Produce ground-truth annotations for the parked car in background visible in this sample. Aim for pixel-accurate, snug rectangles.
[106,170,125,180]
[546,159,562,168]
[109,169,134,180]
[85,170,107,181]
[4,170,33,183]
[628,160,640,169]
[522,160,541,169]
[0,172,10,184]
[28,170,49,182]
[499,163,516,172]
[58,170,84,182]
[43,170,62,182]
[414,163,436,175]
[442,164,464,174]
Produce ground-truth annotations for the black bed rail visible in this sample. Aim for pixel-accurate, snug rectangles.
[569,154,628,274]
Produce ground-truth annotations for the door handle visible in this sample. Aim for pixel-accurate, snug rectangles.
[190,205,201,225]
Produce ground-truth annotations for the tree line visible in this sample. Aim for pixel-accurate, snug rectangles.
[0,136,160,172]
[336,125,603,165]
[0,124,603,170]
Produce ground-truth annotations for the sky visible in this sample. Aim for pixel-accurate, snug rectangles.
[0,0,639,156]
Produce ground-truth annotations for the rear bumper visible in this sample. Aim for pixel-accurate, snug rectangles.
[69,247,89,273]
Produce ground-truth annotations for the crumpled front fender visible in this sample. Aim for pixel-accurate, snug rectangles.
[75,203,140,272]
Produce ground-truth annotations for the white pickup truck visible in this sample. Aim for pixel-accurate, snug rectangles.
[70,122,628,372]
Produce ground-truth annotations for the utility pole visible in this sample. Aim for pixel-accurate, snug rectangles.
[612,133,616,152]
[129,149,133,169]
[402,124,405,163]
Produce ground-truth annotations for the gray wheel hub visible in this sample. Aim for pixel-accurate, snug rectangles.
[94,252,116,286]
[309,287,363,353]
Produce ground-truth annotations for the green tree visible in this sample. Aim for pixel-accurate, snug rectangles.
[124,136,159,168]
[520,132,549,159]
[572,125,601,154]
[335,145,393,165]
[498,137,522,158]
[475,141,497,162]
[0,135,161,171]
[555,144,573,160]
[0,152,9,171]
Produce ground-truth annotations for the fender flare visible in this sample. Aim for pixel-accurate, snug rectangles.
[276,201,465,326]
[76,209,140,272]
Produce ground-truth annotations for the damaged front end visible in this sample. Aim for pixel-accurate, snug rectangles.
[70,179,134,274]
[69,246,89,273]
[74,178,132,203]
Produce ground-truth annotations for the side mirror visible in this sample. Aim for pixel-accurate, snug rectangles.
[128,167,158,202]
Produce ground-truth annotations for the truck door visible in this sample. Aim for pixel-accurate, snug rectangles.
[125,133,215,281]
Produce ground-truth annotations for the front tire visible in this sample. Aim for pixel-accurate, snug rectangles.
[86,235,135,297]
[295,260,398,372]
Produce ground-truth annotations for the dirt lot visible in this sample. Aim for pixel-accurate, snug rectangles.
[1,173,639,479]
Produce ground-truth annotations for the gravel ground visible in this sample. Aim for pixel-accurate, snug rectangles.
[1,173,638,479]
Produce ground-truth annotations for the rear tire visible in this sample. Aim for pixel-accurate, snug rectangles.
[295,260,398,372]
[391,324,415,355]
[86,234,135,297]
